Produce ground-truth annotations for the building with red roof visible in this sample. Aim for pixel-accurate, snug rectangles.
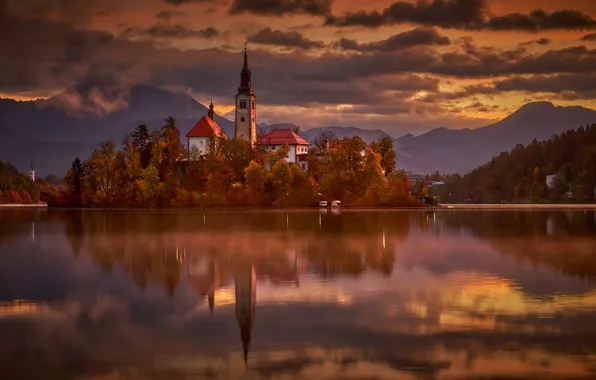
[257,129,311,170]
[186,101,228,158]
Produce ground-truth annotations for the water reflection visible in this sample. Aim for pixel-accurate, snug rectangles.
[1,209,596,379]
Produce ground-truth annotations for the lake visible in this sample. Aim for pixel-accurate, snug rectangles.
[1,209,596,380]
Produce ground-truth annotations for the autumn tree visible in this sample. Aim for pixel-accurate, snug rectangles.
[132,124,152,168]
[244,160,268,205]
[88,142,117,203]
[312,130,336,153]
[271,160,293,206]
[370,136,396,175]
[65,157,85,206]
[140,165,162,203]
[266,143,290,169]
[362,149,388,206]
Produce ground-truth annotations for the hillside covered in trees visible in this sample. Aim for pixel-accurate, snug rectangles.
[439,123,596,204]
[45,117,421,209]
[0,162,39,204]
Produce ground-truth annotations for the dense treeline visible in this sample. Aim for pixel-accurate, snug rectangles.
[0,161,46,204]
[47,117,421,208]
[0,162,62,204]
[438,123,596,203]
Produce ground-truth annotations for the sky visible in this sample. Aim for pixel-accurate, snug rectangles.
[1,0,596,135]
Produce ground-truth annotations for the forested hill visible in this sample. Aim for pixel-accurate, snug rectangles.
[441,123,596,204]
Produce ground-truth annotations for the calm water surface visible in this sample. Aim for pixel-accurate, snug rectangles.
[1,209,596,380]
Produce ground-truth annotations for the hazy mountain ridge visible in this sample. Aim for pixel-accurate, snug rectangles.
[396,102,596,174]
[2,84,596,176]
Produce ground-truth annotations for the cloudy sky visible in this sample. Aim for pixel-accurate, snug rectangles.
[1,0,596,135]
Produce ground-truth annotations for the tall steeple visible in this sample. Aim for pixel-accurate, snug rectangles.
[238,42,253,96]
[29,159,35,182]
[234,264,256,364]
[234,42,257,145]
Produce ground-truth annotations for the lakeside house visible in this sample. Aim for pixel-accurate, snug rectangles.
[257,129,311,170]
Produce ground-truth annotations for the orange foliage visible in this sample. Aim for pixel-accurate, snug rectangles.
[51,118,422,209]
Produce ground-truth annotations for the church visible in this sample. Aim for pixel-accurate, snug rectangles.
[186,45,310,164]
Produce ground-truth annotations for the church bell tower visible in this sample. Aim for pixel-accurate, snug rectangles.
[234,43,256,146]
[29,159,35,182]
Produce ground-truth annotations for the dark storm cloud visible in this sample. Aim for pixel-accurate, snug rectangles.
[325,0,596,31]
[229,0,332,17]
[334,28,450,52]
[247,28,326,50]
[518,38,551,47]
[164,0,216,5]
[486,9,596,31]
[2,0,596,110]
[325,0,487,29]
[155,10,187,21]
[492,74,596,100]
[4,0,113,26]
[123,23,220,39]
[582,33,596,41]
[422,73,596,103]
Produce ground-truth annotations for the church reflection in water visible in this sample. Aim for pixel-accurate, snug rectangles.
[186,249,301,363]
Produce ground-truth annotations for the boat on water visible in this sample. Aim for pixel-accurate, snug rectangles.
[331,200,341,210]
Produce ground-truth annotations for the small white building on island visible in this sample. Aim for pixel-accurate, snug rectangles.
[186,101,228,158]
[257,129,311,170]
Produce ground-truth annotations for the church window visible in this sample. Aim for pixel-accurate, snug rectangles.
[239,100,247,109]
[241,117,245,122]
[252,100,255,109]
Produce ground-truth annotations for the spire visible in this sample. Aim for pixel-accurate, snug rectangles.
[243,42,249,71]
[208,98,215,120]
[238,43,253,95]
[241,322,250,364]
[208,290,214,314]
[29,159,35,182]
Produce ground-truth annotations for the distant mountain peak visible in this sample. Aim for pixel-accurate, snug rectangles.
[517,101,555,110]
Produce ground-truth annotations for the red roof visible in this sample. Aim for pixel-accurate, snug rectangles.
[186,116,227,139]
[257,129,310,146]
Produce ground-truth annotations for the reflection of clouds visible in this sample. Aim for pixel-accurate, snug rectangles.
[2,211,596,379]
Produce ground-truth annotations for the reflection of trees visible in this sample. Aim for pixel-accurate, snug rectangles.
[46,211,410,295]
[442,211,596,281]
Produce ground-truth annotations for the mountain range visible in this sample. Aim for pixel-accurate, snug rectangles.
[1,84,596,176]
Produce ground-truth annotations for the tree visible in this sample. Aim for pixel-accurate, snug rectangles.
[531,181,543,202]
[244,161,268,205]
[266,144,290,169]
[140,165,161,201]
[549,174,568,202]
[132,124,152,168]
[88,142,117,203]
[271,160,293,205]
[122,134,141,178]
[66,157,85,206]
[370,137,396,175]
[312,130,336,153]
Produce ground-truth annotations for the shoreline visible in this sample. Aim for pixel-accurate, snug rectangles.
[440,204,596,210]
[0,204,48,208]
[2,203,596,212]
